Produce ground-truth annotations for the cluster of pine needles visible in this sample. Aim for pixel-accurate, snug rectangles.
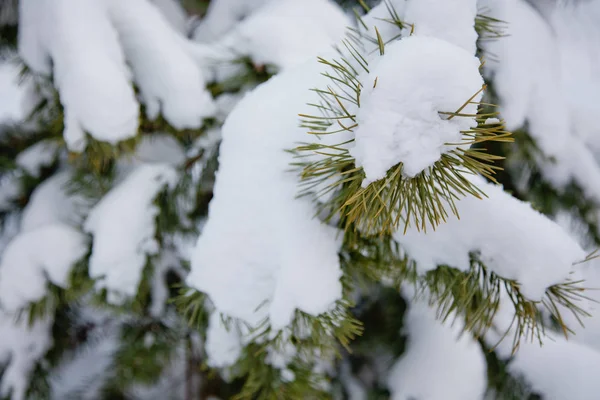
[291,3,513,237]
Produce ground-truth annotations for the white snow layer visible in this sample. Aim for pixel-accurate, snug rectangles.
[481,0,600,202]
[395,175,585,301]
[199,0,350,71]
[0,225,88,311]
[192,0,273,43]
[188,60,343,330]
[104,0,216,128]
[85,163,178,304]
[0,170,89,312]
[150,0,189,34]
[205,312,243,368]
[351,35,483,184]
[387,297,486,400]
[359,1,407,54]
[15,140,60,177]
[18,0,215,150]
[18,0,139,151]
[0,313,53,400]
[404,0,478,54]
[0,62,28,123]
[20,172,87,232]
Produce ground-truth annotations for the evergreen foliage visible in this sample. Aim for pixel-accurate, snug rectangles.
[0,0,599,399]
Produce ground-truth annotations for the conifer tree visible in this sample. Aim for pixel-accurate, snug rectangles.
[1,1,600,399]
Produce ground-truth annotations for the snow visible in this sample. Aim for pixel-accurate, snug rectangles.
[128,133,186,166]
[150,0,189,35]
[200,0,350,71]
[359,1,407,55]
[0,224,88,311]
[387,295,486,400]
[0,172,22,210]
[187,59,343,330]
[395,175,585,301]
[484,291,600,400]
[350,35,483,184]
[104,0,216,129]
[508,336,600,400]
[192,0,273,43]
[15,140,60,177]
[0,313,53,400]
[20,172,86,232]
[481,0,600,202]
[0,172,88,312]
[0,62,27,122]
[205,312,243,368]
[403,0,478,54]
[84,163,178,304]
[18,0,139,151]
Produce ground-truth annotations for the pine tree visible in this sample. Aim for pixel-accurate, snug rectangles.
[1,0,600,399]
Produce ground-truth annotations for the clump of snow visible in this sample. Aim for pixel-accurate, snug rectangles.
[18,0,139,151]
[205,312,243,368]
[198,0,350,71]
[0,224,88,311]
[0,313,53,400]
[485,291,600,400]
[188,60,343,330]
[0,62,28,122]
[192,0,273,43]
[150,0,189,35]
[481,0,600,203]
[387,295,486,400]
[104,0,216,129]
[358,1,407,54]
[509,336,600,400]
[403,0,478,54]
[84,163,178,304]
[127,133,186,166]
[15,140,60,177]
[20,172,87,232]
[351,35,483,184]
[396,175,585,301]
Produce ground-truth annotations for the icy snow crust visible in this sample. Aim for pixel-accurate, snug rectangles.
[188,60,343,330]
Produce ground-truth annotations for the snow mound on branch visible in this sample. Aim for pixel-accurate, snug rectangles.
[481,0,600,202]
[18,0,139,151]
[387,296,486,400]
[15,140,61,178]
[85,163,178,304]
[20,172,87,231]
[0,225,88,311]
[192,0,273,43]
[202,0,350,71]
[395,175,585,301]
[0,313,52,400]
[205,312,243,368]
[188,60,342,330]
[150,0,188,34]
[485,291,600,400]
[351,36,483,185]
[0,62,28,122]
[404,0,478,54]
[509,337,600,400]
[18,0,215,151]
[104,0,216,129]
